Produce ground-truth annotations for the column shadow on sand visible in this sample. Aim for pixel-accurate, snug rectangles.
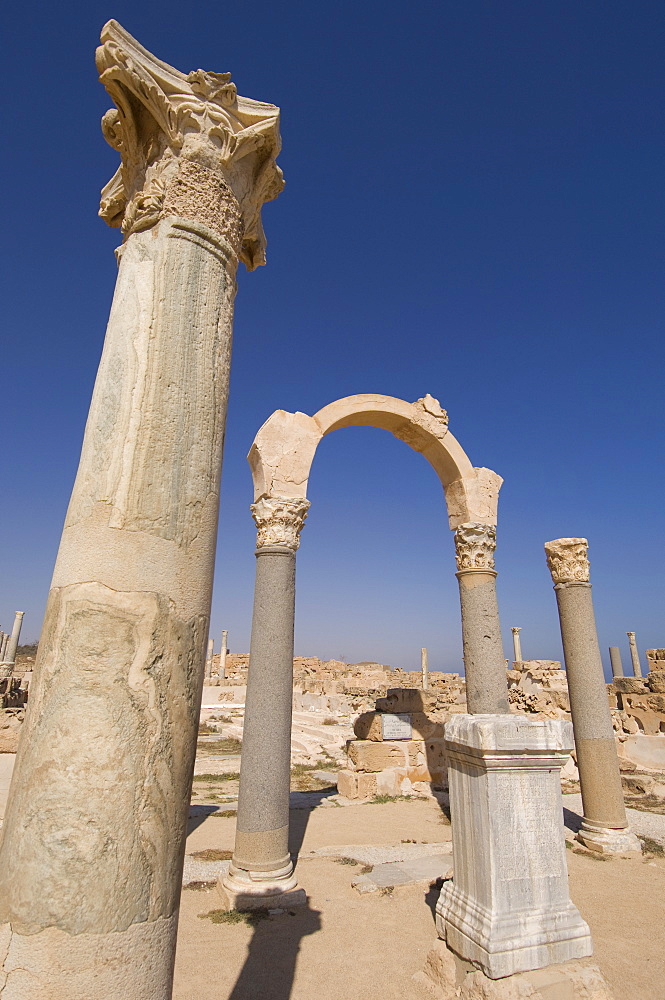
[226,903,322,1000]
[288,786,337,858]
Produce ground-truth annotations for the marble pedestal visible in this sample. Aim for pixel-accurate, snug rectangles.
[436,715,591,979]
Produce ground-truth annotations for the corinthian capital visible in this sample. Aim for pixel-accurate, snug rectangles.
[454,523,496,571]
[96,20,284,268]
[544,537,590,585]
[251,497,311,550]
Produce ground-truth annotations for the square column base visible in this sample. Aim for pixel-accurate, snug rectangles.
[436,715,592,980]
[414,940,614,1000]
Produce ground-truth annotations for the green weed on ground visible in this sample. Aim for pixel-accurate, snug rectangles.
[198,909,269,926]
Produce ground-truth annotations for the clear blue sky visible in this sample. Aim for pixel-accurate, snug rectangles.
[2,2,663,678]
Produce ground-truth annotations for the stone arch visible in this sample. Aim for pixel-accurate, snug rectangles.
[248,393,502,528]
[224,393,509,906]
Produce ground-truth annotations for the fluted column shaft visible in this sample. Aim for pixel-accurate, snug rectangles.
[454,523,509,714]
[225,497,309,905]
[545,538,640,854]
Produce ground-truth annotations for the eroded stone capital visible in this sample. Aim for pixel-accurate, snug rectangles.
[544,537,590,585]
[251,496,310,550]
[96,20,284,268]
[454,522,496,572]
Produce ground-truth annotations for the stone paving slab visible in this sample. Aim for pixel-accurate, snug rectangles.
[183,857,230,885]
[364,853,453,887]
[307,841,452,866]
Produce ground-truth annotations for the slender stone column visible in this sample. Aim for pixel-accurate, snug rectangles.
[0,22,283,999]
[3,612,25,666]
[223,496,310,908]
[220,629,228,678]
[421,647,429,690]
[609,646,623,678]
[0,633,8,662]
[511,626,522,663]
[626,632,642,677]
[205,638,214,679]
[454,523,509,713]
[544,538,640,854]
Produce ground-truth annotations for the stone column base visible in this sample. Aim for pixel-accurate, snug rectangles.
[413,940,615,1000]
[577,821,642,855]
[218,862,305,911]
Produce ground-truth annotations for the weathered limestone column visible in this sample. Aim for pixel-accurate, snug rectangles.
[223,496,309,909]
[454,523,509,713]
[627,632,642,677]
[511,626,522,663]
[220,629,228,678]
[1,612,24,666]
[421,647,429,690]
[0,633,8,663]
[544,538,640,854]
[0,21,283,999]
[609,645,624,678]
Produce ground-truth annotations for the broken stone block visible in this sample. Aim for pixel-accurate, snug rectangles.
[348,740,408,771]
[0,709,23,753]
[376,767,413,797]
[415,939,614,1000]
[647,671,665,693]
[353,710,444,741]
[613,677,648,694]
[336,769,376,799]
[375,688,436,714]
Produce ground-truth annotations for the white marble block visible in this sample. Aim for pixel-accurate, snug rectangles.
[436,714,592,979]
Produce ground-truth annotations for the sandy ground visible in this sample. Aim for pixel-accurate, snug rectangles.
[173,796,665,1000]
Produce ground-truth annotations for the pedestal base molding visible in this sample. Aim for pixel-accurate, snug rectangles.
[414,940,614,1000]
[437,883,591,980]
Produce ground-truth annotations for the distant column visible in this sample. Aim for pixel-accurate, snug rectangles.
[220,630,228,679]
[454,523,509,714]
[421,647,429,690]
[511,627,522,663]
[223,496,310,908]
[0,634,8,662]
[609,646,623,679]
[626,633,642,678]
[205,638,214,679]
[3,612,25,666]
[544,538,640,854]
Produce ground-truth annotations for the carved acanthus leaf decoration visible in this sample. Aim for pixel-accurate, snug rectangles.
[96,20,284,269]
[454,522,496,571]
[251,496,311,550]
[544,538,590,585]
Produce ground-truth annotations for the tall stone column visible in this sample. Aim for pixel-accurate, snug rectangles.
[223,496,310,909]
[511,626,522,663]
[544,538,640,854]
[0,22,283,1000]
[2,612,25,666]
[626,632,642,677]
[421,647,429,690]
[454,523,509,713]
[0,633,8,662]
[220,629,228,678]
